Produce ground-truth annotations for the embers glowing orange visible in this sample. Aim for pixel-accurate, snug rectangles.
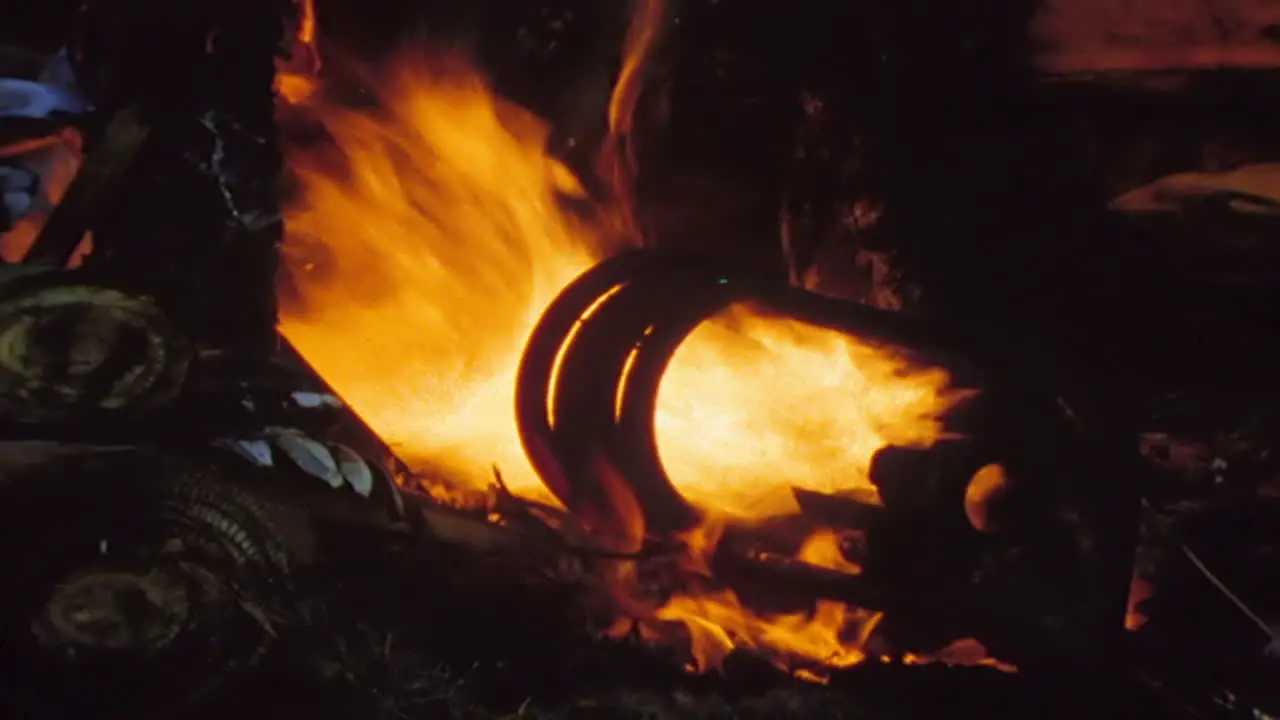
[1126,574,1152,631]
[276,0,322,104]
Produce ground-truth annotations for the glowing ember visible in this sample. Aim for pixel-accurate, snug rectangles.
[964,463,1010,534]
[1126,574,1152,631]
[277,2,995,680]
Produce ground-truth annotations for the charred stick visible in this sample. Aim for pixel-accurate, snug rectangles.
[791,487,885,529]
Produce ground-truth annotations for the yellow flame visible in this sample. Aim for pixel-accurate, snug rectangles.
[599,0,667,234]
[656,307,957,518]
[278,20,989,680]
[280,56,602,500]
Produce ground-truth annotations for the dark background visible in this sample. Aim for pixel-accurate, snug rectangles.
[4,3,1280,716]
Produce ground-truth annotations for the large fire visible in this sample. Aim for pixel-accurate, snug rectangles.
[277,0,987,680]
[279,56,602,502]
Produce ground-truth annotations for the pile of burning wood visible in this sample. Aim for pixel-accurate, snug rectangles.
[1,1,1278,718]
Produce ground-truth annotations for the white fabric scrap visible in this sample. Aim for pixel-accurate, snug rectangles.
[264,426,344,488]
[329,443,374,497]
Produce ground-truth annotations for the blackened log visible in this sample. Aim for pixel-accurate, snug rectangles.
[71,0,294,359]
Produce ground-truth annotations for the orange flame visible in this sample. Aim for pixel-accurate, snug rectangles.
[276,0,322,104]
[635,527,882,679]
[295,0,317,46]
[277,6,999,681]
[651,590,883,677]
[1126,573,1152,631]
[796,528,863,575]
[280,55,603,501]
[0,128,85,264]
[598,0,667,233]
[655,308,958,518]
